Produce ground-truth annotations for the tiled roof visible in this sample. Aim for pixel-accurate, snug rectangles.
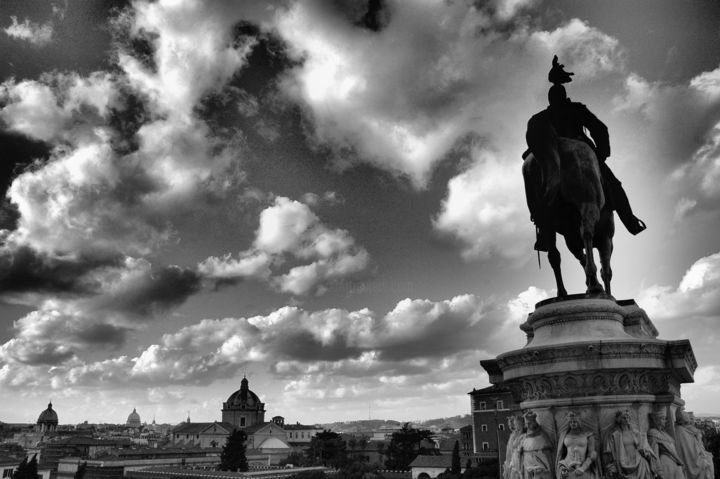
[409,454,452,469]
[0,455,19,466]
[47,437,133,446]
[468,385,511,395]
[243,423,273,435]
[172,423,216,434]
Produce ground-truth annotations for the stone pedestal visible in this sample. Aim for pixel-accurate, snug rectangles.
[481,295,697,441]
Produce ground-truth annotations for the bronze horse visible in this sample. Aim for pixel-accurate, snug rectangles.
[523,121,615,297]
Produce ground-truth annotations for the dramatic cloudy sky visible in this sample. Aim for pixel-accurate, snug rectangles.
[2,0,720,425]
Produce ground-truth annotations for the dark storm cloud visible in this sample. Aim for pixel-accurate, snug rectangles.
[356,0,390,32]
[0,246,121,300]
[0,129,51,229]
[93,265,202,317]
[274,328,364,362]
[73,322,130,346]
[5,341,75,366]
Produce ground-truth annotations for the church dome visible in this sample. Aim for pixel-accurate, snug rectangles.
[37,402,58,431]
[222,377,266,429]
[127,408,141,428]
[225,377,262,409]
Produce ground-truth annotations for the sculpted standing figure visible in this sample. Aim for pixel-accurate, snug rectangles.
[506,415,527,479]
[520,411,554,479]
[645,410,685,479]
[603,410,655,479]
[556,412,598,479]
[674,408,714,479]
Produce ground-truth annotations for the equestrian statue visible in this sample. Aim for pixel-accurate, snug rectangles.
[522,56,646,297]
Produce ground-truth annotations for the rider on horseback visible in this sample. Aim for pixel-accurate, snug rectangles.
[524,56,646,252]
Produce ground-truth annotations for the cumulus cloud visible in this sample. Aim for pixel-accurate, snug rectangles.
[274,2,624,187]
[433,148,532,261]
[0,289,532,391]
[1,73,117,145]
[637,252,720,323]
[0,1,273,373]
[3,16,53,46]
[611,65,720,219]
[266,1,631,261]
[198,196,370,295]
[0,257,201,366]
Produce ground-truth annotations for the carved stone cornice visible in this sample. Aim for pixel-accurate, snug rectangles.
[496,340,667,370]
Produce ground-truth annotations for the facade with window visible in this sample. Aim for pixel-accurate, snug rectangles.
[284,423,323,446]
[468,385,518,466]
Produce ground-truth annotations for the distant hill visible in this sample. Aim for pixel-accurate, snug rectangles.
[319,419,402,433]
[417,414,472,430]
[320,415,472,434]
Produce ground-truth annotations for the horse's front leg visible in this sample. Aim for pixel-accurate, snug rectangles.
[546,233,567,297]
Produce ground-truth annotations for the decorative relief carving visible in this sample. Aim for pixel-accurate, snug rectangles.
[506,370,678,401]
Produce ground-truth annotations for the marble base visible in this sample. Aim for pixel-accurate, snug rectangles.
[481,295,697,435]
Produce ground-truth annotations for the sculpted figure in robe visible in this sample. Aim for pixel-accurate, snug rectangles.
[603,409,655,479]
[647,410,686,479]
[556,411,598,479]
[505,415,526,479]
[674,408,713,479]
[520,411,554,479]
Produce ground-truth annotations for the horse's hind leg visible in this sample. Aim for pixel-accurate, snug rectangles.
[547,235,567,297]
[598,235,613,296]
[580,206,603,294]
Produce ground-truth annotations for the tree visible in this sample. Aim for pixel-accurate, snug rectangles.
[451,441,461,475]
[218,429,248,472]
[384,423,436,470]
[13,455,39,479]
[307,430,347,468]
[280,451,308,467]
[74,462,87,479]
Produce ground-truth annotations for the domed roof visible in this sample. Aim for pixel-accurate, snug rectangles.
[225,377,263,409]
[127,408,141,427]
[37,402,58,425]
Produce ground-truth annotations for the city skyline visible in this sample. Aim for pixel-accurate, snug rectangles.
[2,0,720,424]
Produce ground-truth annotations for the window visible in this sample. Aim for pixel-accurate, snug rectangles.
[240,417,246,427]
[482,442,489,451]
[479,401,486,410]
[481,424,487,432]
[3,469,13,478]
[496,400,504,409]
[498,424,505,431]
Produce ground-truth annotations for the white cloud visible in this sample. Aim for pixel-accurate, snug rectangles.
[637,252,720,322]
[0,287,536,394]
[3,16,53,46]
[611,65,720,218]
[274,2,625,188]
[433,149,533,261]
[198,251,272,280]
[199,197,370,296]
[0,73,116,143]
[118,0,257,118]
